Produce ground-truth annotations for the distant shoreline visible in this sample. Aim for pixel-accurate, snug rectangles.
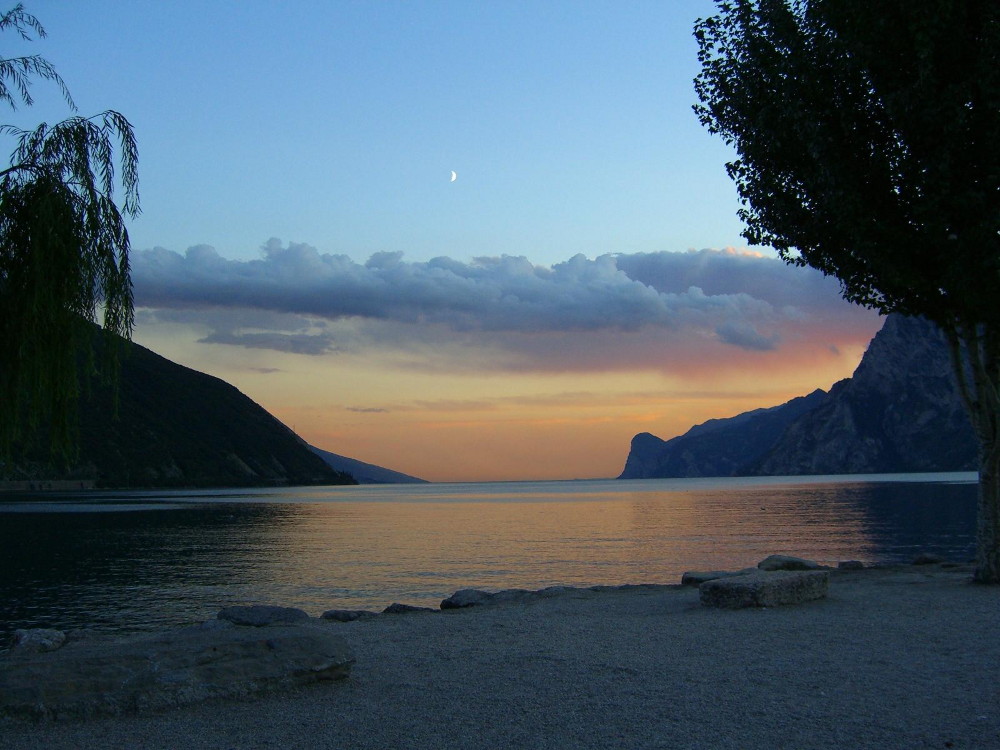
[0,480,95,492]
[0,470,981,494]
[0,477,347,493]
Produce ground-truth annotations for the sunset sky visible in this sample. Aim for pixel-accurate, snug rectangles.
[10,1,883,482]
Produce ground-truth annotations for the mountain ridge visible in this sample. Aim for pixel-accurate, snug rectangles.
[7,334,364,488]
[619,389,829,479]
[619,315,977,479]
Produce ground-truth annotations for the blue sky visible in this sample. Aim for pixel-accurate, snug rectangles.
[4,1,884,481]
[11,0,745,264]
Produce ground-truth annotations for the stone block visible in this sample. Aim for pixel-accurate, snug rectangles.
[699,570,829,609]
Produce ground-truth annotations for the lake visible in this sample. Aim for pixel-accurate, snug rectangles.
[0,472,979,637]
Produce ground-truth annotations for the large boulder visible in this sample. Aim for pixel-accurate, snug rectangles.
[0,623,353,719]
[699,570,829,609]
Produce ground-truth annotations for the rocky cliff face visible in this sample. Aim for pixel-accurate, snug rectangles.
[619,390,827,479]
[749,315,976,475]
[619,315,977,479]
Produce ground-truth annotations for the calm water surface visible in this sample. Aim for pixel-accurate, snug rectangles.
[0,473,978,636]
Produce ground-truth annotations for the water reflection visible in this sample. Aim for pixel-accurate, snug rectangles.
[0,475,977,637]
[0,503,300,635]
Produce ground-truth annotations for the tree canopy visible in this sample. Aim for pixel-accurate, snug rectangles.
[0,3,138,461]
[693,0,1000,581]
[693,0,998,328]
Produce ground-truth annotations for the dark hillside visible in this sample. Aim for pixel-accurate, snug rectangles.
[10,334,355,489]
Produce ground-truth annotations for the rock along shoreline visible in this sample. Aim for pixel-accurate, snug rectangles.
[0,553,968,722]
[3,553,997,750]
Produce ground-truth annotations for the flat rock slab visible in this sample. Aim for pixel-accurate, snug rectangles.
[441,588,535,609]
[0,623,354,720]
[440,584,671,610]
[699,570,829,609]
[383,603,437,614]
[321,609,379,622]
[217,605,310,626]
[912,553,947,565]
[439,586,584,609]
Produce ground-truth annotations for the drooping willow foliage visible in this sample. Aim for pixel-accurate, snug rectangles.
[0,3,139,462]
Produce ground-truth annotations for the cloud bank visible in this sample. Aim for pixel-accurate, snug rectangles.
[132,239,879,373]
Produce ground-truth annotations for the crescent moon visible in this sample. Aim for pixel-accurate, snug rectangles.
[450,170,457,182]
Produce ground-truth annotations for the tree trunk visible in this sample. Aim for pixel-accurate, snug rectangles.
[944,321,1000,583]
[975,443,1000,582]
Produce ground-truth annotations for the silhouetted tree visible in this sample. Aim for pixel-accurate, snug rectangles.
[0,4,138,463]
[693,0,1000,581]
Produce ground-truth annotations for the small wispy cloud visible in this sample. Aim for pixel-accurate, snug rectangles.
[715,321,781,351]
[197,330,339,355]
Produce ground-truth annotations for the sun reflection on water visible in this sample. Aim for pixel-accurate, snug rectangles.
[0,475,977,635]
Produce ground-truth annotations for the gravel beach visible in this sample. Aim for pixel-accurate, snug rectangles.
[3,563,999,750]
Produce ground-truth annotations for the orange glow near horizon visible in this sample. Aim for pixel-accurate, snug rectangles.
[291,377,848,483]
[133,312,882,483]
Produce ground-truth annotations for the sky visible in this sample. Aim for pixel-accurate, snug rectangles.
[7,1,882,482]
